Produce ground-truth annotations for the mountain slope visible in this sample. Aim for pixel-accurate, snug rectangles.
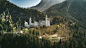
[0,0,46,25]
[44,0,86,26]
[30,0,65,12]
[0,0,46,32]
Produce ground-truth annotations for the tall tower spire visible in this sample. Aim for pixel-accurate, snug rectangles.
[46,15,47,26]
[29,17,31,25]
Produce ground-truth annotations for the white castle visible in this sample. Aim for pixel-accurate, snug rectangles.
[24,15,50,28]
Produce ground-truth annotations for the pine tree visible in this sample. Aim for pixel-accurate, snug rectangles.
[38,31,39,35]
[42,37,44,42]
[59,39,62,44]
[29,30,31,34]
[84,32,85,37]
[85,41,86,46]
[33,30,35,35]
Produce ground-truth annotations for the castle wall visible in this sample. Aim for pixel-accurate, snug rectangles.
[33,21,39,27]
[26,15,50,28]
[40,21,46,27]
[47,21,50,26]
[24,22,29,28]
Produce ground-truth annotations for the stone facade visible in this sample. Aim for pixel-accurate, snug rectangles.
[24,15,50,28]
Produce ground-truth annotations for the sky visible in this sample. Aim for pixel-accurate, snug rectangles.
[7,0,41,8]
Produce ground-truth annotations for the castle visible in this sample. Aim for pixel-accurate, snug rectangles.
[24,15,50,28]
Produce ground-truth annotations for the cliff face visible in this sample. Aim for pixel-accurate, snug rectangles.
[30,0,65,12]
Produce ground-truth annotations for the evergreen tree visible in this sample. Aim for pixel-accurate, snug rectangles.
[84,32,85,37]
[33,30,35,35]
[0,18,2,24]
[29,30,31,34]
[59,39,62,44]
[85,41,86,46]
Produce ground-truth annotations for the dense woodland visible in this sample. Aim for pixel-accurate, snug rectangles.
[0,18,13,32]
[0,22,86,48]
[0,0,46,32]
[0,0,46,25]
[0,15,86,48]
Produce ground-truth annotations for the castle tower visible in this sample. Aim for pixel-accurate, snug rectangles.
[29,17,31,25]
[46,15,47,26]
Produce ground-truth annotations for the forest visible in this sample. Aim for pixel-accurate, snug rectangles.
[0,15,86,48]
[0,23,86,48]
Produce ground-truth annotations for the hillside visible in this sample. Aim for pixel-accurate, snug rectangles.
[0,0,46,32]
[0,0,46,24]
[30,0,65,12]
[44,0,86,26]
[0,15,86,48]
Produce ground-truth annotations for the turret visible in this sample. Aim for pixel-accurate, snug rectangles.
[46,15,47,26]
[29,17,31,25]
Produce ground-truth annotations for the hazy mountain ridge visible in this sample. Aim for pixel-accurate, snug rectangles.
[30,0,65,12]
[44,0,86,26]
